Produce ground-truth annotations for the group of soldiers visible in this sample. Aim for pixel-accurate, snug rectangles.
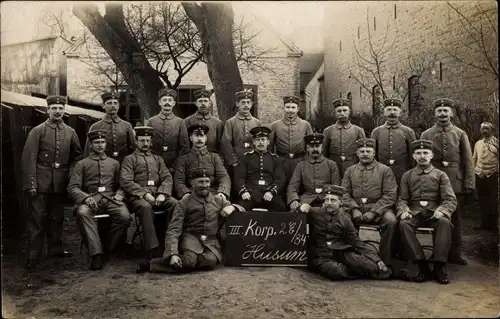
[21,87,480,285]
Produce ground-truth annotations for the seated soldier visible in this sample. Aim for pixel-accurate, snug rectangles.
[301,185,392,280]
[136,167,244,273]
[287,133,340,210]
[397,140,457,284]
[174,123,231,200]
[68,129,131,270]
[120,126,177,260]
[234,126,287,211]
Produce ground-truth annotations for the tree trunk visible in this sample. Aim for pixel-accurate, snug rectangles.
[183,2,243,122]
[72,3,162,119]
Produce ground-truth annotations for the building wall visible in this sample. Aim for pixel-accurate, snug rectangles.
[304,62,325,121]
[323,1,498,116]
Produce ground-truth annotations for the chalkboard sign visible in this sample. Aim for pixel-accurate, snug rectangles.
[224,210,308,267]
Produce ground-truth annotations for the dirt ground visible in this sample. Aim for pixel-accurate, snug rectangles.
[2,208,499,318]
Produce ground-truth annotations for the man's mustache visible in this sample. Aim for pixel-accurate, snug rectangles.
[312,151,320,154]
[388,114,397,118]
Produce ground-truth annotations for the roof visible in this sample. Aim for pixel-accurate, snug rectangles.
[1,90,104,119]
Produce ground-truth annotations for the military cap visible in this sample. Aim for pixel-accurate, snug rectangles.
[356,138,376,149]
[190,167,209,179]
[283,95,300,105]
[322,184,347,197]
[158,88,177,99]
[87,129,107,142]
[411,139,433,152]
[332,98,351,108]
[249,126,271,138]
[432,98,455,109]
[134,126,154,137]
[236,89,254,101]
[383,98,403,108]
[193,89,212,100]
[305,133,324,145]
[46,95,67,106]
[187,123,210,135]
[101,91,120,103]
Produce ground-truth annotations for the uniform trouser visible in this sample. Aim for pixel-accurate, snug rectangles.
[128,197,177,251]
[311,249,380,280]
[149,248,218,273]
[26,193,65,260]
[476,173,499,228]
[399,213,453,263]
[449,195,464,260]
[237,194,287,211]
[75,198,131,256]
[355,211,398,266]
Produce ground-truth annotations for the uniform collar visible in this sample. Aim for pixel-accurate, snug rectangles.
[283,116,299,125]
[384,121,402,129]
[89,152,108,160]
[335,121,352,129]
[416,164,435,175]
[308,155,326,163]
[103,115,122,123]
[159,112,175,120]
[255,150,269,156]
[45,119,64,129]
[191,191,214,204]
[434,122,454,132]
[191,146,209,155]
[236,112,253,120]
[134,149,152,156]
[195,112,212,120]
[358,160,377,171]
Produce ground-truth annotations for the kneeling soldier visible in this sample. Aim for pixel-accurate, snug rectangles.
[137,167,243,273]
[302,185,392,280]
[397,140,457,284]
[120,126,177,259]
[68,130,131,270]
[234,126,287,211]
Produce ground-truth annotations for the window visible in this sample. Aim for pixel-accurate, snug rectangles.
[243,84,258,117]
[107,86,141,124]
[339,92,342,98]
[339,40,342,52]
[392,75,396,90]
[439,62,443,81]
[394,4,397,19]
[359,86,362,97]
[372,85,383,115]
[374,17,376,31]
[408,75,422,114]
[357,26,360,39]
[176,85,205,118]
[347,92,352,103]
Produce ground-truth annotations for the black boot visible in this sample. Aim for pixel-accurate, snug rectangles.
[413,260,432,283]
[433,262,450,284]
[90,254,104,270]
[136,261,150,273]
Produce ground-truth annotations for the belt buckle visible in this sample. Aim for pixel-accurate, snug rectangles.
[326,241,332,246]
[162,146,168,152]
[53,162,60,169]
[361,198,367,204]
[258,180,266,186]
[147,180,155,186]
[289,153,294,158]
[315,188,323,194]
[442,161,449,167]
[98,186,106,192]
[340,156,346,161]
[389,159,395,165]
[244,142,250,148]
[200,235,207,241]
[420,201,428,207]
[112,151,119,157]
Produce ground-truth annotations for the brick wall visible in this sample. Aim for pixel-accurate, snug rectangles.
[323,1,498,116]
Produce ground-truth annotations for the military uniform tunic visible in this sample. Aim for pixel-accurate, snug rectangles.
[397,165,457,262]
[145,113,183,170]
[21,119,83,260]
[220,113,261,166]
[174,147,231,199]
[287,156,341,206]
[179,112,224,153]
[371,122,416,183]
[68,153,130,256]
[84,115,136,163]
[323,122,366,178]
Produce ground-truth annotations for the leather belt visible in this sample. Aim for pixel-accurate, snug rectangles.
[356,197,379,205]
[276,151,306,159]
[38,162,68,169]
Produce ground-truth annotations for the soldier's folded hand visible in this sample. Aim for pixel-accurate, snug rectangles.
[362,212,376,223]
[400,211,412,220]
[290,200,301,211]
[432,210,444,219]
[299,203,311,213]
[170,255,182,268]
[84,197,98,208]
[28,188,37,197]
[144,193,156,205]
[113,193,124,202]
[221,205,236,217]
[241,192,251,200]
[231,162,239,168]
[377,260,388,272]
[155,194,166,206]
[216,193,227,201]
[181,193,190,200]
[263,191,274,202]
[352,209,363,222]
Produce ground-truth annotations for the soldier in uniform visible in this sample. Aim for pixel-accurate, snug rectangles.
[174,124,231,200]
[179,89,224,153]
[371,98,416,184]
[397,140,457,284]
[234,126,287,211]
[421,98,474,265]
[136,167,244,273]
[21,95,83,269]
[68,130,131,270]
[120,126,177,259]
[145,88,183,172]
[341,138,398,272]
[301,185,392,280]
[323,98,366,178]
[269,95,313,180]
[287,133,341,211]
[84,91,136,163]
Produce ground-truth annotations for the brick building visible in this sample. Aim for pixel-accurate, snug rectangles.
[314,1,498,118]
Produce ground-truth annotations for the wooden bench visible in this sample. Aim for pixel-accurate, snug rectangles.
[132,210,166,255]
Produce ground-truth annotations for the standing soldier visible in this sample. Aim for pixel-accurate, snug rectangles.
[120,126,178,260]
[269,95,313,180]
[323,98,366,178]
[371,98,416,184]
[174,124,231,200]
[421,98,474,265]
[341,138,398,273]
[220,90,261,177]
[397,140,457,284]
[22,95,83,269]
[287,133,341,211]
[145,88,183,172]
[84,91,136,163]
[234,126,287,211]
[179,89,224,153]
[68,130,131,270]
